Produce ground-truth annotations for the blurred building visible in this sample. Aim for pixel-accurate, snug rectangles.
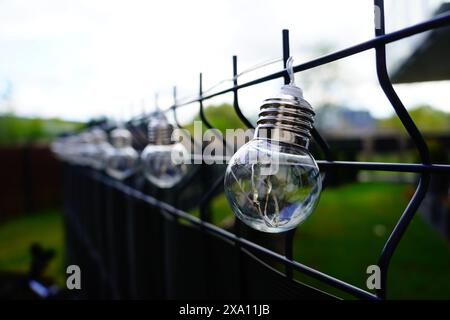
[391,2,450,83]
[385,0,449,73]
[314,104,377,135]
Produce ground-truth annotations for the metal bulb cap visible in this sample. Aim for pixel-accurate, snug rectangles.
[255,84,315,149]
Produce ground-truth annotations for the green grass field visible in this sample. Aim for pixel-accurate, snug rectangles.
[0,209,65,285]
[294,182,450,299]
[208,182,450,299]
[1,182,449,299]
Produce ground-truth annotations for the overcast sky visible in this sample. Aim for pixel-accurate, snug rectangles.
[0,0,448,123]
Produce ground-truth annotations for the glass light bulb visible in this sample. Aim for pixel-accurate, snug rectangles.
[224,76,322,233]
[77,133,96,166]
[141,142,188,188]
[50,139,64,161]
[141,109,189,189]
[89,129,114,170]
[63,136,79,164]
[105,128,139,180]
[224,139,321,233]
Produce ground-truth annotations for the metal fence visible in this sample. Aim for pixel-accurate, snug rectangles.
[62,0,450,300]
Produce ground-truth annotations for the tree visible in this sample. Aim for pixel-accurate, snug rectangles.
[184,103,251,134]
[378,105,450,132]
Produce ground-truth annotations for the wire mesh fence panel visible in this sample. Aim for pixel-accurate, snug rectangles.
[61,0,450,300]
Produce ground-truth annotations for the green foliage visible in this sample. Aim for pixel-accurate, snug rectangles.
[378,105,450,132]
[183,103,249,135]
[0,113,83,146]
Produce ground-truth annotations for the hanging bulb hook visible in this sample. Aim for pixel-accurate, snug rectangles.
[286,56,295,85]
[280,56,304,99]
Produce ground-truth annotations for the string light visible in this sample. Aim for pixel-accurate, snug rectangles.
[223,57,322,233]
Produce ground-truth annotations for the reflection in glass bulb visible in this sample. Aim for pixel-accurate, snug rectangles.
[141,143,188,189]
[224,139,321,233]
[105,128,139,180]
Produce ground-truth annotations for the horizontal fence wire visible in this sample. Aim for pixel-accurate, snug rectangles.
[63,0,450,300]
[86,169,377,300]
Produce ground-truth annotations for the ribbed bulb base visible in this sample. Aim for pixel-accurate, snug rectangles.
[254,89,315,149]
[147,111,175,145]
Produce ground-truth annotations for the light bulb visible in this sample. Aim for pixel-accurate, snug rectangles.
[60,136,78,164]
[141,110,188,188]
[105,127,139,180]
[76,132,96,166]
[52,134,92,165]
[224,63,321,233]
[88,129,114,170]
[50,138,65,161]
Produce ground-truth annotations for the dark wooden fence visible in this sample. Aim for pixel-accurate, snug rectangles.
[0,145,61,222]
